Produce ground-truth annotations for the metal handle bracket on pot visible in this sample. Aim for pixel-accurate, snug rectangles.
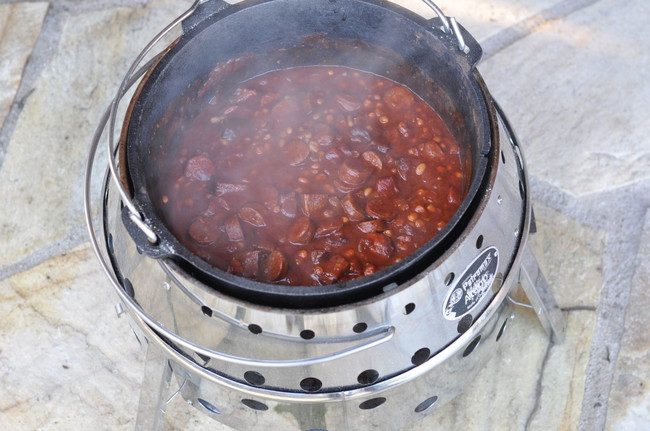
[181,0,232,34]
[421,0,470,53]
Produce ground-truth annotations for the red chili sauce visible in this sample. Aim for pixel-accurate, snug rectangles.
[153,66,464,286]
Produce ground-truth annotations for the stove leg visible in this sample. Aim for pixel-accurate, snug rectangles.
[135,338,173,431]
[518,245,567,343]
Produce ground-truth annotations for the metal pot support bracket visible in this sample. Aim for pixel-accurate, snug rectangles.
[84,1,566,430]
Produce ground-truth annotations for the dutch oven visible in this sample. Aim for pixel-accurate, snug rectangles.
[119,0,496,308]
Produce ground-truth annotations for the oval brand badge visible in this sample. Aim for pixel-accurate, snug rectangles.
[443,246,499,320]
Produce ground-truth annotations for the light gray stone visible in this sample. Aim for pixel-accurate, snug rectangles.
[0,245,144,429]
[2,0,648,430]
[0,0,186,268]
[527,203,606,308]
[479,0,650,197]
[394,0,559,42]
[0,3,49,127]
[529,310,598,430]
[605,212,650,431]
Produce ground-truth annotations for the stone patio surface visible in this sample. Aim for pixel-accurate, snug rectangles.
[0,0,648,430]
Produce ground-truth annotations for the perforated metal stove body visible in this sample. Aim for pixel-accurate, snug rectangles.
[84,1,566,430]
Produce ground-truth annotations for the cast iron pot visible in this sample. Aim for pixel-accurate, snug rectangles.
[120,0,497,308]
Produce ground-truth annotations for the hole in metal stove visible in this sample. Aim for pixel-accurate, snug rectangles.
[123,278,135,299]
[444,272,455,286]
[414,395,439,413]
[353,322,368,333]
[457,314,473,334]
[300,329,315,340]
[241,399,268,411]
[359,397,387,410]
[300,377,323,392]
[244,371,265,386]
[357,369,379,385]
[462,335,482,357]
[198,398,221,415]
[201,305,212,317]
[411,348,431,366]
[496,318,509,342]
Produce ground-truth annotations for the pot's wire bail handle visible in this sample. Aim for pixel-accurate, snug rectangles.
[421,0,469,53]
[105,0,207,245]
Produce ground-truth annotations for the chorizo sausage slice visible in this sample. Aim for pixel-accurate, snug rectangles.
[239,204,267,227]
[261,250,288,281]
[318,254,350,284]
[366,197,397,221]
[302,194,329,218]
[188,216,221,245]
[285,140,310,166]
[288,216,315,245]
[358,232,394,265]
[338,158,373,186]
[280,192,298,218]
[341,194,366,221]
[314,218,344,238]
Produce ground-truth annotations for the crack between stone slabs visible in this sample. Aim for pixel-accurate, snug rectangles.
[524,306,596,431]
[0,3,62,172]
[0,222,87,282]
[481,0,603,61]
[7,281,145,390]
[524,331,552,431]
[529,177,650,233]
[578,206,649,431]
[562,305,597,312]
[0,0,155,171]
[525,177,650,430]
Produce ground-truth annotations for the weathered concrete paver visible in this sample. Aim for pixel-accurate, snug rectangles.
[606,211,650,431]
[526,204,605,429]
[0,0,184,268]
[0,0,648,430]
[478,0,650,197]
[0,245,144,430]
[404,0,560,42]
[0,3,49,127]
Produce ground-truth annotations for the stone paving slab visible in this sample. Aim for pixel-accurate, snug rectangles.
[528,204,605,308]
[525,203,605,429]
[0,0,648,430]
[0,0,185,268]
[399,0,560,43]
[0,3,49,127]
[478,0,650,197]
[0,244,144,430]
[606,211,650,431]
